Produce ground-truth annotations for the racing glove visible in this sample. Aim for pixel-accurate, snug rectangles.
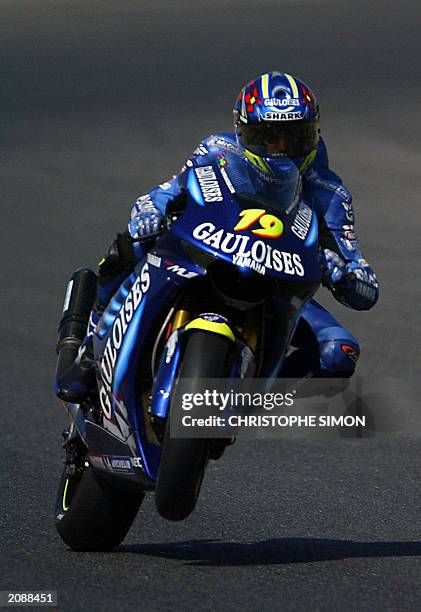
[319,248,379,311]
[129,197,165,239]
[319,248,346,285]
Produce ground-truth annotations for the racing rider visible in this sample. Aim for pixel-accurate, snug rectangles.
[57,71,379,402]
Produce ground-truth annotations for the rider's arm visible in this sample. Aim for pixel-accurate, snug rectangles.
[127,138,213,243]
[305,139,379,311]
[128,176,183,238]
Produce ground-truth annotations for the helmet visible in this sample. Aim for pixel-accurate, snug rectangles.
[233,72,320,176]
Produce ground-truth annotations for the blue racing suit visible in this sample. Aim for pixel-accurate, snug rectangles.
[102,133,379,378]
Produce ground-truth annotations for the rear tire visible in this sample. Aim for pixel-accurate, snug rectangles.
[155,331,232,521]
[55,465,144,551]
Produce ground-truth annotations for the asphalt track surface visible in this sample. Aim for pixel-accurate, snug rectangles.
[2,1,421,610]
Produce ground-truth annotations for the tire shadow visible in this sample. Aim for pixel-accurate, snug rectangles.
[117,537,421,566]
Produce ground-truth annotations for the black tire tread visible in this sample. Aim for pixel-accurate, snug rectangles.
[155,331,232,521]
[55,466,144,551]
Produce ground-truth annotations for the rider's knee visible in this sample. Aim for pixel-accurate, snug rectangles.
[319,338,360,377]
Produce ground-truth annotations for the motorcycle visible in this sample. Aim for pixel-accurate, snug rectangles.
[54,157,321,551]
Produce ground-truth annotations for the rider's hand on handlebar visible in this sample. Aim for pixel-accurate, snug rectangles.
[319,249,375,290]
[319,248,347,285]
[129,202,165,240]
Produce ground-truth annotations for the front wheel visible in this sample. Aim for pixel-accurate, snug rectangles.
[55,465,144,551]
[155,331,232,521]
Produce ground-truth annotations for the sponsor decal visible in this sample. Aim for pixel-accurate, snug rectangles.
[291,203,313,240]
[341,201,355,224]
[201,313,228,323]
[341,225,358,252]
[159,178,174,190]
[219,167,235,193]
[131,194,155,219]
[165,330,179,364]
[131,457,143,468]
[341,344,359,364]
[167,264,199,279]
[208,136,240,154]
[264,111,303,121]
[234,209,284,239]
[352,266,378,287]
[346,262,378,301]
[343,225,358,241]
[194,166,223,202]
[193,144,209,157]
[103,455,133,473]
[354,282,377,300]
[135,194,153,206]
[341,238,357,252]
[147,253,161,268]
[86,311,98,338]
[192,222,304,277]
[217,153,228,168]
[99,264,150,418]
[306,173,351,201]
[264,96,300,107]
[336,185,350,200]
[262,77,300,113]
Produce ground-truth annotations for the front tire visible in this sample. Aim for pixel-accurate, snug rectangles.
[55,465,144,551]
[155,331,232,521]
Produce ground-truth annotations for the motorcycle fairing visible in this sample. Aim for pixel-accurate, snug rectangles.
[171,161,321,283]
[89,158,321,484]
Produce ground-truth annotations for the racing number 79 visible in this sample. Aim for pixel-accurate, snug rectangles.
[233,209,284,239]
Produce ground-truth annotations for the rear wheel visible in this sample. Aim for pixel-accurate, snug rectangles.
[155,331,232,521]
[55,463,144,551]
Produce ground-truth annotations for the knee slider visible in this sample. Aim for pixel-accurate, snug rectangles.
[319,339,360,376]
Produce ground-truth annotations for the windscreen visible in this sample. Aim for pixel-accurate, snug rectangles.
[241,158,303,213]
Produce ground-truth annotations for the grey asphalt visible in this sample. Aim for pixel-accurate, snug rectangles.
[1,1,421,610]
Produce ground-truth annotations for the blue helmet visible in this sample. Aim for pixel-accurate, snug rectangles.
[233,72,320,177]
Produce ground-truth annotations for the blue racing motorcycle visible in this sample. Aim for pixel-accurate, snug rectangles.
[54,159,321,550]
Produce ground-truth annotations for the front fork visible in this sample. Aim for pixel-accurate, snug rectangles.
[149,309,257,428]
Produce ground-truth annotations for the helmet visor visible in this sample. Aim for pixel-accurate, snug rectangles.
[237,120,319,158]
